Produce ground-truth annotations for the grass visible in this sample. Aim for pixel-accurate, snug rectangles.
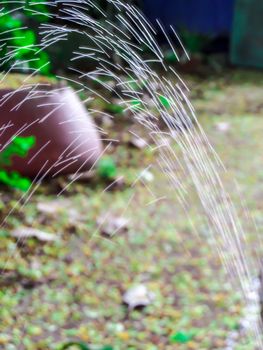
[0,69,263,349]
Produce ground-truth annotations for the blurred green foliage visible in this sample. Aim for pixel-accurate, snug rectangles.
[0,1,50,74]
[105,103,125,115]
[61,342,113,350]
[178,29,210,54]
[24,0,50,22]
[0,170,31,192]
[0,136,36,166]
[97,157,117,180]
[170,331,193,344]
[0,136,36,191]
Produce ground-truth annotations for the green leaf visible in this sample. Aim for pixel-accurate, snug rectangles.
[60,342,90,350]
[127,81,140,91]
[131,100,141,106]
[105,103,124,114]
[0,136,36,166]
[0,170,31,191]
[12,29,37,59]
[60,343,113,350]
[170,331,193,344]
[29,51,51,75]
[24,0,50,22]
[12,29,36,47]
[0,136,35,191]
[0,14,22,30]
[179,29,210,53]
[12,135,36,153]
[14,46,35,59]
[130,100,143,110]
[97,157,117,180]
[222,316,239,330]
[159,95,171,109]
[126,79,146,91]
[164,50,178,63]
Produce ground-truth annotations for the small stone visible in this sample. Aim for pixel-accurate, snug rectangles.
[37,202,58,215]
[102,115,114,128]
[37,199,81,222]
[98,216,129,237]
[141,169,154,182]
[216,121,230,132]
[122,284,155,310]
[129,136,148,149]
[0,334,10,345]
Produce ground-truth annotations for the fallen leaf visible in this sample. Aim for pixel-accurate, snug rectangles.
[11,228,57,242]
[37,199,81,222]
[37,202,62,215]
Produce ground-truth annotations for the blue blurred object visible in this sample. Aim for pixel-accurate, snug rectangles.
[143,0,235,35]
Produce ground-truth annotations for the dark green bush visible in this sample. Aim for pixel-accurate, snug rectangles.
[0,1,50,74]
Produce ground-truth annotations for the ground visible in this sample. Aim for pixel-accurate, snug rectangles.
[0,69,263,350]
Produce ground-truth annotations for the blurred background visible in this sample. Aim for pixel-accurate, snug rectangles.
[0,1,263,350]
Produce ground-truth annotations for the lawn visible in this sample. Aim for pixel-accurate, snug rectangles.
[0,69,263,350]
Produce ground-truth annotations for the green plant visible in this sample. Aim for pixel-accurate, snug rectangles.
[170,328,199,344]
[60,342,113,350]
[0,136,36,166]
[105,103,125,115]
[0,1,51,74]
[0,136,36,191]
[170,331,193,344]
[97,156,117,180]
[159,95,171,109]
[178,29,211,54]
[24,0,50,22]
